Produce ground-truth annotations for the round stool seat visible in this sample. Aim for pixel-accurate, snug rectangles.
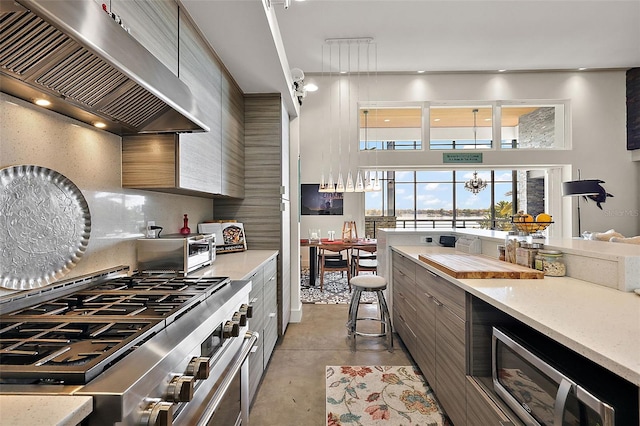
[346,275,392,353]
[350,275,387,290]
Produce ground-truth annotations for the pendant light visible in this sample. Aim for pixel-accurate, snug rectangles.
[464,108,487,195]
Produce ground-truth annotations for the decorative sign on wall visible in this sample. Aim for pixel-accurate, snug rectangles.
[300,184,343,215]
[627,67,640,151]
[443,153,483,164]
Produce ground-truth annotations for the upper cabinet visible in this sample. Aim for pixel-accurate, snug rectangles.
[221,70,245,198]
[120,1,245,198]
[176,9,222,195]
[109,0,179,75]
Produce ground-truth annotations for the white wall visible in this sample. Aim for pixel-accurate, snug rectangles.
[1,94,214,295]
[299,71,640,238]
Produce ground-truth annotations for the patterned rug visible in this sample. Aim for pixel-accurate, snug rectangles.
[301,269,378,304]
[326,366,449,426]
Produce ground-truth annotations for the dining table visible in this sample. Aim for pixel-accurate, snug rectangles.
[300,238,377,287]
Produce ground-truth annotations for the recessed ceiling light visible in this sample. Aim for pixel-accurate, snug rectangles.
[498,69,507,73]
[384,119,390,122]
[417,70,425,74]
[34,99,51,106]
[433,118,441,122]
[304,83,318,92]
[578,67,587,71]
[484,118,492,121]
[94,122,107,128]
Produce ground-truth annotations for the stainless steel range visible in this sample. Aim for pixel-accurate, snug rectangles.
[0,266,256,425]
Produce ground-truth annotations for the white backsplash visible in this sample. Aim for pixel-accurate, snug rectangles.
[1,94,214,295]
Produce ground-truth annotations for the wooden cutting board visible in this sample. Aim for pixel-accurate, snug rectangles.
[418,253,544,279]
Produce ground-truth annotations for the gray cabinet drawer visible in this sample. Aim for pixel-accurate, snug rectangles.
[393,252,416,283]
[421,268,466,320]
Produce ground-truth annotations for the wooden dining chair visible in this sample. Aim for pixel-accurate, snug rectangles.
[351,245,378,276]
[318,245,351,291]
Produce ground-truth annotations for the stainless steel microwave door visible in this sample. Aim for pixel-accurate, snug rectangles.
[0,165,91,290]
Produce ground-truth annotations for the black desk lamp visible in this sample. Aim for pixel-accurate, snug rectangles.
[562,170,613,235]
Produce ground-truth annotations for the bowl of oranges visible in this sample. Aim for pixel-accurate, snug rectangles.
[511,212,553,233]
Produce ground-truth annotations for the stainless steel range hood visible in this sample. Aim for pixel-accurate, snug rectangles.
[0,0,209,135]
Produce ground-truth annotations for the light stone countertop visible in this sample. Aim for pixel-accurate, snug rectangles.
[392,245,640,387]
[0,395,92,426]
[189,250,279,280]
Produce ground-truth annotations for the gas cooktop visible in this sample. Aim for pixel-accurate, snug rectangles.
[0,272,231,384]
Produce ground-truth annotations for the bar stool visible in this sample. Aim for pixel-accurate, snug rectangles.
[346,275,393,352]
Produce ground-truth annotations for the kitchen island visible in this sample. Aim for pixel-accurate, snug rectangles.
[389,244,640,425]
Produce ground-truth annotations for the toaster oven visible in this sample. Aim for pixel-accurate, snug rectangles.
[137,233,215,275]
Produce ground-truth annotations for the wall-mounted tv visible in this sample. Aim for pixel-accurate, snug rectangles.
[301,184,343,215]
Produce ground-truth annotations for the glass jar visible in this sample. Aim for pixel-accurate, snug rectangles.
[497,245,506,261]
[535,250,566,276]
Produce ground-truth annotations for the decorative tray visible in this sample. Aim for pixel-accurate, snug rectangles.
[0,165,91,290]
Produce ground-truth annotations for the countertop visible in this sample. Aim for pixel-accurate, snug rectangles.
[0,395,92,426]
[392,245,640,387]
[189,249,278,280]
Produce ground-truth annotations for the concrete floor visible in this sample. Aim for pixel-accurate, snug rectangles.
[249,303,415,426]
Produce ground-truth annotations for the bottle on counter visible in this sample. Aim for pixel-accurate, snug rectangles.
[535,250,566,276]
[497,245,506,261]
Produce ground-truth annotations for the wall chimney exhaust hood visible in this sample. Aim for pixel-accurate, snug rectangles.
[0,0,209,135]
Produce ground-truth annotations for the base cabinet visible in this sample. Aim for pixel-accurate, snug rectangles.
[466,377,517,426]
[247,256,278,403]
[392,252,467,426]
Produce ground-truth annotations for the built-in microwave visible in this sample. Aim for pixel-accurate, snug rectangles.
[492,327,616,426]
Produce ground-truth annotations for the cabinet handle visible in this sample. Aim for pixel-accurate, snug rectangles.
[268,313,276,318]
[269,276,275,282]
[426,269,437,277]
[432,298,443,307]
[251,297,259,303]
[424,291,433,299]
[250,345,259,353]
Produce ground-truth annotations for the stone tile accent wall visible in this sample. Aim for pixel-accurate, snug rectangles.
[526,174,545,217]
[627,67,640,150]
[518,107,555,148]
[365,216,396,238]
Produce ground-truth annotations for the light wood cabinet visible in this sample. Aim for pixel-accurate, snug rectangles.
[121,3,245,197]
[247,256,278,403]
[392,252,467,426]
[392,252,418,355]
[109,0,179,75]
[221,71,245,198]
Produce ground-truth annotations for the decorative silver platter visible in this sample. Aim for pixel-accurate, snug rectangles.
[0,165,91,290]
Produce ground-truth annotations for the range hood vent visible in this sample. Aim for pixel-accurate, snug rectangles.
[0,0,209,134]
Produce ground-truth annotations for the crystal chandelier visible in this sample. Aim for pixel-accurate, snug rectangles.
[464,108,487,195]
[464,171,487,194]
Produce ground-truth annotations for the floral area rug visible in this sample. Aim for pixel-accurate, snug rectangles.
[326,366,449,426]
[301,269,378,304]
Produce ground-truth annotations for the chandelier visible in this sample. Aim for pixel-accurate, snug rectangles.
[464,171,487,194]
[464,108,487,195]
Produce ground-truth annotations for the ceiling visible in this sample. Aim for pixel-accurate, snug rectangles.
[181,0,640,114]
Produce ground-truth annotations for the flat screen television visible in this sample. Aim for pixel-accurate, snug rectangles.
[300,184,343,215]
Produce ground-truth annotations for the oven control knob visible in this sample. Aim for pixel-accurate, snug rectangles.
[232,311,247,326]
[239,303,253,318]
[223,320,240,338]
[186,356,210,380]
[167,375,194,402]
[143,401,173,426]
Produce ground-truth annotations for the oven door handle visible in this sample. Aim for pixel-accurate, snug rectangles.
[553,378,574,425]
[199,331,259,424]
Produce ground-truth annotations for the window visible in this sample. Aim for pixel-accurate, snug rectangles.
[430,105,493,150]
[359,105,422,151]
[500,103,566,149]
[365,169,537,231]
